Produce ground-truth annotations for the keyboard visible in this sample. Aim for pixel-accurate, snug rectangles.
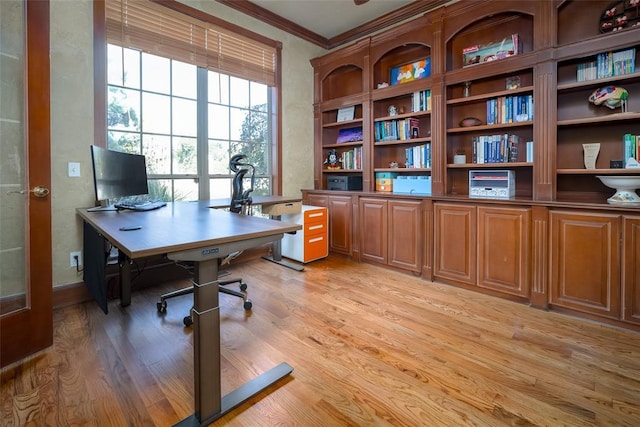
[114,201,167,211]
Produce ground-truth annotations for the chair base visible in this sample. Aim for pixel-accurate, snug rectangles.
[157,277,252,326]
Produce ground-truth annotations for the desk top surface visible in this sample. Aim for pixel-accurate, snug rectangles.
[77,200,302,259]
[207,195,301,209]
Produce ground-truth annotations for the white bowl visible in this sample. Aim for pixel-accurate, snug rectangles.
[596,175,640,206]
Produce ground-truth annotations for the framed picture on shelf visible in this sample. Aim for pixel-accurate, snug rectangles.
[337,106,355,122]
[337,127,363,143]
[390,58,431,86]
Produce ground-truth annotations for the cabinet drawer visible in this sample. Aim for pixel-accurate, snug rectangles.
[304,208,327,224]
[304,234,329,262]
[305,220,327,236]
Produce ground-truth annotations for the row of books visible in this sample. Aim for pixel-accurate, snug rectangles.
[577,48,636,82]
[472,134,522,164]
[486,94,533,125]
[375,118,420,142]
[411,89,432,112]
[624,133,640,162]
[341,146,363,170]
[405,143,431,169]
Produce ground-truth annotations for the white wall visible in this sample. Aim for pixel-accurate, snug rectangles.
[50,0,325,288]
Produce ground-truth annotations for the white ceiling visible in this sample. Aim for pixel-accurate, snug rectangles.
[249,0,415,39]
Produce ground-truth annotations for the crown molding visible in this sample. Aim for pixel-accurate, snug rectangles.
[215,0,449,50]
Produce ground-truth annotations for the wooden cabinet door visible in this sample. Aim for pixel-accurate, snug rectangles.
[388,200,422,273]
[550,211,620,319]
[477,206,531,298]
[327,195,353,255]
[622,215,640,325]
[434,203,476,286]
[360,198,388,264]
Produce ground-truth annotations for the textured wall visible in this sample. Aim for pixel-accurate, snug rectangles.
[50,0,325,288]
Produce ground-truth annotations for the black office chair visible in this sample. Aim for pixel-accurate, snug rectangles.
[156,154,255,326]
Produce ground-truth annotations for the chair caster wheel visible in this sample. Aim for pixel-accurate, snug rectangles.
[183,315,193,327]
[243,300,252,310]
[240,282,247,291]
[157,301,167,313]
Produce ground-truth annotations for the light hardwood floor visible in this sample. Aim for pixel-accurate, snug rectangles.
[2,255,640,426]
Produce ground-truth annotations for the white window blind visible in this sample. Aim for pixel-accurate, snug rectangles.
[105,0,277,86]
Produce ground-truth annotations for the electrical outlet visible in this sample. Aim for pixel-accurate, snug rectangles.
[70,251,82,268]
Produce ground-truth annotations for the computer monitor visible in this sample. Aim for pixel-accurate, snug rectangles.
[90,145,149,205]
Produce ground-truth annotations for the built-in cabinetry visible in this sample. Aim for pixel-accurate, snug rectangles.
[549,210,640,325]
[434,202,530,299]
[359,197,422,273]
[549,210,621,319]
[623,216,640,324]
[307,0,640,331]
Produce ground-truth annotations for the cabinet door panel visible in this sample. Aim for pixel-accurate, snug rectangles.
[360,198,388,264]
[306,194,328,208]
[478,207,531,298]
[388,200,422,272]
[327,195,353,255]
[434,203,476,285]
[550,212,620,319]
[623,216,640,325]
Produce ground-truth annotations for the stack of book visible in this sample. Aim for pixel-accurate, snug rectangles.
[577,48,636,82]
[375,118,420,142]
[341,146,362,170]
[486,94,533,125]
[472,134,521,164]
[411,89,431,112]
[624,133,640,163]
[405,143,431,168]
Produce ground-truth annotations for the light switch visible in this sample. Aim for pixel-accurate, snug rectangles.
[68,162,81,177]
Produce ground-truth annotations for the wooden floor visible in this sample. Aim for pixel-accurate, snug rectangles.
[2,255,640,426]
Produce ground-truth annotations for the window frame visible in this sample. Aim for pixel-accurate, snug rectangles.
[93,0,283,197]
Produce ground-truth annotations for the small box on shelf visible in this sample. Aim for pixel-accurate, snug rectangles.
[392,176,432,195]
[326,175,363,191]
[469,170,515,199]
[462,34,519,67]
[375,172,398,192]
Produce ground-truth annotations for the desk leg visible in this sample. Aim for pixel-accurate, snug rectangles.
[262,215,304,272]
[175,258,293,427]
[118,250,131,307]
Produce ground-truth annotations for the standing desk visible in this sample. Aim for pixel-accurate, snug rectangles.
[207,195,305,271]
[77,201,301,426]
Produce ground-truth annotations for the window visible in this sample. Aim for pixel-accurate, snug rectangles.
[102,0,280,202]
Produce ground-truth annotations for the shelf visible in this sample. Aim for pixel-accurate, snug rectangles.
[558,71,640,92]
[323,141,363,149]
[448,162,532,168]
[323,118,363,128]
[558,112,640,126]
[447,121,533,133]
[447,85,534,105]
[557,168,640,175]
[375,137,431,146]
[374,168,431,173]
[374,110,430,122]
[323,169,362,173]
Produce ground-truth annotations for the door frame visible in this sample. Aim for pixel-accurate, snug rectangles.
[1,0,52,368]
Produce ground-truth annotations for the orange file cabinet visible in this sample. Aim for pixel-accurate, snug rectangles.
[281,205,328,263]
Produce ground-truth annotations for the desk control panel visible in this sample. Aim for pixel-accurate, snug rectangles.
[281,205,328,263]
